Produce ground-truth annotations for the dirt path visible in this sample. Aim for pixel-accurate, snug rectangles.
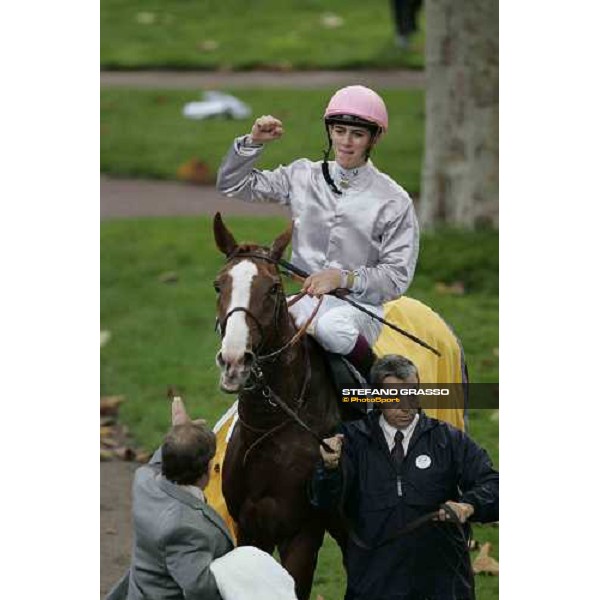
[100,461,137,598]
[101,176,288,220]
[100,67,422,596]
[101,69,424,90]
[99,175,289,596]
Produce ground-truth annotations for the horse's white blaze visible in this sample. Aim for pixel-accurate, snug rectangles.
[221,260,257,361]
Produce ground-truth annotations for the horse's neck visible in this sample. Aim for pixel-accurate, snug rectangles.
[250,319,306,401]
[241,337,338,430]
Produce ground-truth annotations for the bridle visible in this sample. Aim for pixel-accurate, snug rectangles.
[216,250,314,363]
[215,251,469,590]
[216,251,285,355]
[218,249,441,357]
[216,250,334,454]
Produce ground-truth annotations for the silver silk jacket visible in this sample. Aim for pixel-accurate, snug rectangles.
[216,136,419,305]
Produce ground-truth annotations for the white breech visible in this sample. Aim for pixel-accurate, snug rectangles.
[288,295,383,355]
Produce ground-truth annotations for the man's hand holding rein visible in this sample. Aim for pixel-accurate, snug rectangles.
[319,434,344,469]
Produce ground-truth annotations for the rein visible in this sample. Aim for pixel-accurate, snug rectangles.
[344,501,473,596]
[347,502,465,550]
[220,251,322,364]
[218,252,334,458]
[278,258,442,357]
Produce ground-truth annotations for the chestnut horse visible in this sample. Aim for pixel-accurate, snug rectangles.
[213,213,348,600]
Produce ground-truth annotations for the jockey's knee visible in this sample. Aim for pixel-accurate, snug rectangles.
[314,311,359,354]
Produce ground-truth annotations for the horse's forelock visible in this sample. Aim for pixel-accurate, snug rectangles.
[235,243,269,256]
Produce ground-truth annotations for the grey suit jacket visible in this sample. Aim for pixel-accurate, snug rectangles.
[105,449,234,600]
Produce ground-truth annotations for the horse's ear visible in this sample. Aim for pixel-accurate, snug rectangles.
[270,222,293,262]
[213,212,238,257]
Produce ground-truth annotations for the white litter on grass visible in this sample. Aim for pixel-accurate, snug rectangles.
[182,91,251,120]
[198,39,220,52]
[135,12,156,25]
[210,546,297,600]
[320,13,344,29]
[100,330,111,348]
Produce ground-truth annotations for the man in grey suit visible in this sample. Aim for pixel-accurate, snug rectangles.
[106,397,234,600]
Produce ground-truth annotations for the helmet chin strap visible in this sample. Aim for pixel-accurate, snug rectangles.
[321,136,342,195]
[321,126,379,194]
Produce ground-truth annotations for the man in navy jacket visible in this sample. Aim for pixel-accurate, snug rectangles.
[309,355,499,600]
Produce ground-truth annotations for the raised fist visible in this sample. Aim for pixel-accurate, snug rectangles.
[250,115,284,144]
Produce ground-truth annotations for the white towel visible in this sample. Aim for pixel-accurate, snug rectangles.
[210,546,297,600]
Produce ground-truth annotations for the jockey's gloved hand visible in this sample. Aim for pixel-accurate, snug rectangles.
[303,268,343,296]
[250,115,284,144]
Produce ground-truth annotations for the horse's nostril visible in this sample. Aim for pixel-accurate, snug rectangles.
[216,352,226,368]
[243,351,256,367]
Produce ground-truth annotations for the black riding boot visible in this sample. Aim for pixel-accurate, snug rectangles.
[345,335,376,381]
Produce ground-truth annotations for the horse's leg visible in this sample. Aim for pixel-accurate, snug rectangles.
[236,496,281,554]
[236,528,275,555]
[278,521,325,600]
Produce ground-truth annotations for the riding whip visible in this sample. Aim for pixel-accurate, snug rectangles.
[278,258,441,357]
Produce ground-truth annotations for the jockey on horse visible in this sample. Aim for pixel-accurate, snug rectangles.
[216,85,419,381]
[208,89,466,553]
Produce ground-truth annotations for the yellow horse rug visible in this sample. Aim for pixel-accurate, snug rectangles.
[373,296,466,431]
[205,296,467,540]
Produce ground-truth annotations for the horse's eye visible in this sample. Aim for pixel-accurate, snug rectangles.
[213,282,221,294]
[269,284,280,295]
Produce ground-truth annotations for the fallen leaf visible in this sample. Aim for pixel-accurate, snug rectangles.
[262,61,293,72]
[101,437,120,449]
[136,451,151,464]
[100,425,117,438]
[176,158,214,185]
[100,395,126,416]
[100,449,114,461]
[197,39,219,52]
[434,281,465,296]
[114,447,137,461]
[158,271,179,284]
[472,542,499,575]
[320,13,344,28]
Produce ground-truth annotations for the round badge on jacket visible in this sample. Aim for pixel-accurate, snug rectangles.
[415,454,432,469]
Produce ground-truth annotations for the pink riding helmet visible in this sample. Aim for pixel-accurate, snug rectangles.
[324,85,389,133]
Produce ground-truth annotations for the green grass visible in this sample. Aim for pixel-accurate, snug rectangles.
[101,0,424,70]
[101,88,425,194]
[101,216,497,444]
[101,216,498,600]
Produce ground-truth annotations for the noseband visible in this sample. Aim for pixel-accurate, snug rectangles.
[217,250,288,362]
[217,249,335,456]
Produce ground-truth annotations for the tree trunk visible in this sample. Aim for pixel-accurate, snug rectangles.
[420,0,498,227]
